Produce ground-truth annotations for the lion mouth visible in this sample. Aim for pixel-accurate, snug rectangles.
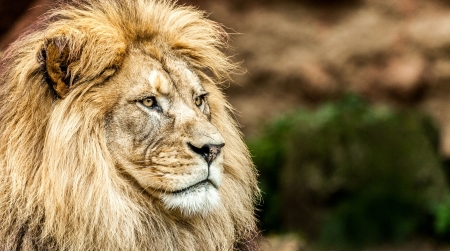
[171,179,215,194]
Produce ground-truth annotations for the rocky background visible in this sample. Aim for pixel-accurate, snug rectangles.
[4,0,450,250]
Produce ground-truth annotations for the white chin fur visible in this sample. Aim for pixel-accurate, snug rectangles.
[161,157,224,216]
[161,183,221,216]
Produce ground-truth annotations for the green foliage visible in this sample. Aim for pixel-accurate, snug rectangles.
[248,95,449,248]
[434,196,450,238]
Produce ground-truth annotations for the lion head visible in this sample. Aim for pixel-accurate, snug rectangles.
[105,50,227,216]
[0,0,259,250]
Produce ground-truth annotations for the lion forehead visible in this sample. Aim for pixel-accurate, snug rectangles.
[147,70,172,95]
[121,52,204,100]
[162,56,205,94]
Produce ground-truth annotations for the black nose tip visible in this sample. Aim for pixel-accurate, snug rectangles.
[188,143,225,165]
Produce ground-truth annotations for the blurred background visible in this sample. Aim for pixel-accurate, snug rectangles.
[3,0,450,250]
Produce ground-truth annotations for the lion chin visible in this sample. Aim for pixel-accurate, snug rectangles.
[0,0,260,250]
[161,157,224,216]
[161,182,221,216]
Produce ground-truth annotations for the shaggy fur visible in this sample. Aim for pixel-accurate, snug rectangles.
[0,0,260,250]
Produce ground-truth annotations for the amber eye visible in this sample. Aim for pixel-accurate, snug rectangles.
[142,97,155,107]
[194,96,203,107]
[195,94,208,107]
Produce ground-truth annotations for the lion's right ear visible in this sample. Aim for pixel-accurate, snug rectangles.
[38,36,83,98]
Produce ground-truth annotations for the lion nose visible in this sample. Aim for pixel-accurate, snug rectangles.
[188,143,225,165]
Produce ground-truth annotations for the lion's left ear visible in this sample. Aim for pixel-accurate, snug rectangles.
[38,36,84,98]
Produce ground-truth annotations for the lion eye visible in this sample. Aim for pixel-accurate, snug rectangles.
[194,94,208,108]
[138,96,162,112]
[141,97,156,107]
[194,96,203,107]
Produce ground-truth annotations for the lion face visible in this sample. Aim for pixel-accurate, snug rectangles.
[105,49,225,216]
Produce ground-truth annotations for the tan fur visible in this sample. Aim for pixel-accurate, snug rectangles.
[0,0,260,250]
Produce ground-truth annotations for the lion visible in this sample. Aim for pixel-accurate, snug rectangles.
[0,0,260,250]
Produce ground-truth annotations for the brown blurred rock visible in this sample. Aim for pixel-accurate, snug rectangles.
[364,239,450,251]
[262,234,308,251]
[380,55,427,99]
[261,235,450,251]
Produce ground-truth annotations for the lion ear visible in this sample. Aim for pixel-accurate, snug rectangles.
[38,36,82,98]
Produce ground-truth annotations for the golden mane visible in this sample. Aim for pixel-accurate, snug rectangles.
[0,0,259,250]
